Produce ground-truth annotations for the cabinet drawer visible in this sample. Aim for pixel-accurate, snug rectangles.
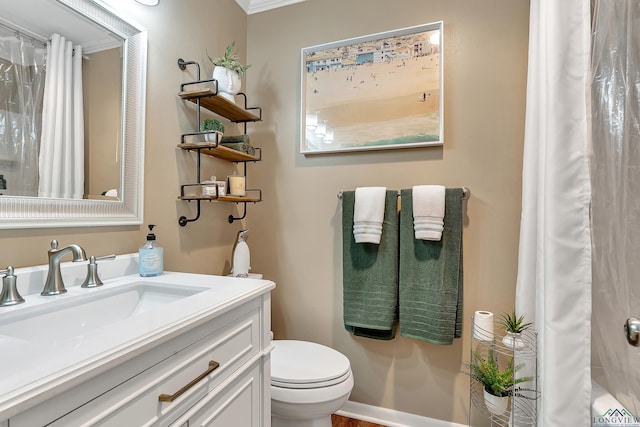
[44,306,261,427]
[170,358,262,427]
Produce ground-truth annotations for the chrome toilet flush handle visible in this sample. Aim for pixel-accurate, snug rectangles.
[625,317,640,347]
[0,266,25,307]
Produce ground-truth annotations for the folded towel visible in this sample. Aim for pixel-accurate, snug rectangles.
[399,188,464,345]
[220,142,256,156]
[342,190,399,340]
[353,187,387,244]
[220,134,250,144]
[412,185,446,241]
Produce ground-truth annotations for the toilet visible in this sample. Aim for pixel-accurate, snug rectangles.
[271,340,354,427]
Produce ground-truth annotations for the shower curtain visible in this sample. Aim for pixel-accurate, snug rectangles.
[38,33,84,199]
[0,34,46,196]
[591,0,640,416]
[515,0,592,425]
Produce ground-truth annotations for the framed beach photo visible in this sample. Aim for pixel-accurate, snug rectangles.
[300,22,443,154]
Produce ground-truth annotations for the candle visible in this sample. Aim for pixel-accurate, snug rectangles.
[228,175,246,196]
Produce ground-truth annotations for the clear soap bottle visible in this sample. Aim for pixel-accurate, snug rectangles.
[139,224,163,277]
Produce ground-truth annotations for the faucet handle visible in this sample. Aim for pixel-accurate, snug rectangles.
[0,266,25,307]
[81,254,116,288]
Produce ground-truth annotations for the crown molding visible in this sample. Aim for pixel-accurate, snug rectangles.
[234,0,307,14]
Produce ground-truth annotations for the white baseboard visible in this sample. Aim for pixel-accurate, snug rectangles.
[336,401,467,427]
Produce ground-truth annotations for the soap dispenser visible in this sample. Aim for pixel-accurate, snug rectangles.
[231,229,250,278]
[139,224,163,277]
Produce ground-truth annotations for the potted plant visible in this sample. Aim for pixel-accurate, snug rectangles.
[207,42,251,102]
[499,311,533,349]
[468,349,533,416]
[200,118,224,143]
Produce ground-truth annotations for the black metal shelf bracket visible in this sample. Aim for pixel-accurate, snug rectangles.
[228,203,247,224]
[178,201,201,227]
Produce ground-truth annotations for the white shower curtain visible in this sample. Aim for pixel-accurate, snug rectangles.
[38,33,84,199]
[515,0,592,425]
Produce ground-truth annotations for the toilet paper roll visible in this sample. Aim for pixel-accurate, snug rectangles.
[473,311,494,341]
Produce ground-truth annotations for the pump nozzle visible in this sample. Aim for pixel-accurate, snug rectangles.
[146,224,157,240]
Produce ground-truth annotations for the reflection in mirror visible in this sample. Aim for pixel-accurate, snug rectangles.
[0,0,122,199]
[0,0,146,228]
[83,46,122,200]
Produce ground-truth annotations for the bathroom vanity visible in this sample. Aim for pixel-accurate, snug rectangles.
[0,258,274,426]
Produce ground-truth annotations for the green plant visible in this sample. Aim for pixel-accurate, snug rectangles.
[200,118,224,133]
[499,311,533,334]
[207,42,251,77]
[467,349,532,397]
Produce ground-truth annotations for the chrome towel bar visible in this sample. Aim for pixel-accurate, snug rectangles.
[337,187,470,200]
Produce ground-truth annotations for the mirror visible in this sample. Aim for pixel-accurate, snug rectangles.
[0,0,146,228]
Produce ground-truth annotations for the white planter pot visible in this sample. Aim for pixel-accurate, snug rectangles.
[483,389,509,416]
[212,66,241,103]
[203,131,222,143]
[502,332,525,349]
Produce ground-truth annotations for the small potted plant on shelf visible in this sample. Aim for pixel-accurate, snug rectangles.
[467,349,533,416]
[499,311,533,349]
[200,118,224,143]
[207,42,251,103]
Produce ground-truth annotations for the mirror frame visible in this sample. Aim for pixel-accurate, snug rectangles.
[0,0,146,229]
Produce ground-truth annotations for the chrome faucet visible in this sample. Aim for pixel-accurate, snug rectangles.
[41,240,87,296]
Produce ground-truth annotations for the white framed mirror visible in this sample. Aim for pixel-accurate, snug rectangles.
[0,0,146,228]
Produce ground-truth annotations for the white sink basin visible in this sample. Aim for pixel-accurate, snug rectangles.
[0,282,207,346]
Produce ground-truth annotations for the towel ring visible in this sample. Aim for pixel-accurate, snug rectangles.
[337,187,470,200]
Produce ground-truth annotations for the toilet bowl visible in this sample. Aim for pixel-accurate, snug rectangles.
[271,340,354,427]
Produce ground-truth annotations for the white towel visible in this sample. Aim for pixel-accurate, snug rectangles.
[412,185,445,241]
[353,187,387,244]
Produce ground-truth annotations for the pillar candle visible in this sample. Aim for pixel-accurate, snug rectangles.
[228,175,246,196]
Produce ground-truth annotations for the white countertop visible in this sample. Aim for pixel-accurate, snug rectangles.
[0,269,274,420]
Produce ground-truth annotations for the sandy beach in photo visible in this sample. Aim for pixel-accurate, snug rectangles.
[304,47,441,150]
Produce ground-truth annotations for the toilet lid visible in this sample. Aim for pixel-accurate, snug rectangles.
[271,340,351,389]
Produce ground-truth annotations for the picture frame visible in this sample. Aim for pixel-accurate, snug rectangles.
[300,22,443,154]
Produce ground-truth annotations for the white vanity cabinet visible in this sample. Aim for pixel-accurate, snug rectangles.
[7,284,273,427]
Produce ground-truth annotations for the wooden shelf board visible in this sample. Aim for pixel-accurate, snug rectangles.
[177,142,259,162]
[178,89,260,122]
[179,195,261,203]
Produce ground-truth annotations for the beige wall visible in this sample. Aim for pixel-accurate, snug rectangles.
[0,0,248,272]
[247,0,529,424]
[0,0,529,424]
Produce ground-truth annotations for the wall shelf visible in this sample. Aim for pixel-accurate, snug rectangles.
[177,58,263,226]
[178,89,262,122]
[177,142,261,162]
[179,192,262,204]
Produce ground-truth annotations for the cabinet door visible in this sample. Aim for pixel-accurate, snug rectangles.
[171,361,262,427]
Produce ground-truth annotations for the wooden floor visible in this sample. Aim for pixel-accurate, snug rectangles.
[331,414,387,427]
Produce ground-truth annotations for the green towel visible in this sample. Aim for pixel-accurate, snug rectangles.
[220,142,255,156]
[399,188,463,344]
[220,134,250,144]
[342,190,399,340]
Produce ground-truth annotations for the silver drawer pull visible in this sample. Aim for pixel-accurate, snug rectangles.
[159,360,220,403]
